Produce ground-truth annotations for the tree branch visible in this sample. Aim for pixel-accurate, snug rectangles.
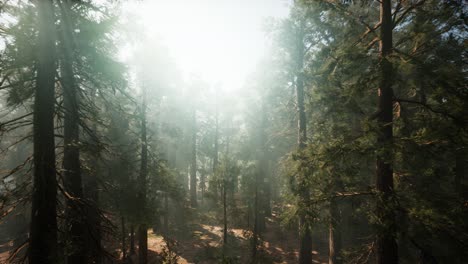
[394,98,464,125]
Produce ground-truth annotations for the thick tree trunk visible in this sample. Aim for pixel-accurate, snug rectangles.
[130,225,135,255]
[293,18,312,264]
[138,96,148,264]
[58,1,86,263]
[455,149,466,199]
[297,70,312,264]
[375,0,398,263]
[329,197,341,264]
[190,109,198,208]
[329,162,344,264]
[85,133,101,264]
[85,177,101,263]
[138,225,148,264]
[121,216,127,260]
[29,1,58,263]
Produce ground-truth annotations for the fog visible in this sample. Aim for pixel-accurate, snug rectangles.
[0,0,466,263]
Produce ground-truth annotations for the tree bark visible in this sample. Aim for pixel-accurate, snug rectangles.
[200,169,206,206]
[85,126,101,264]
[130,225,135,255]
[223,178,228,247]
[329,196,341,264]
[138,95,148,264]
[258,101,268,232]
[252,178,259,259]
[211,107,219,199]
[164,192,169,234]
[29,1,58,263]
[190,108,198,208]
[121,216,127,260]
[375,0,398,263]
[264,160,272,217]
[58,1,87,263]
[455,148,467,199]
[296,22,312,263]
[329,160,344,264]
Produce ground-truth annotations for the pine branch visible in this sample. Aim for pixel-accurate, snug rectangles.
[394,98,464,125]
[393,0,427,29]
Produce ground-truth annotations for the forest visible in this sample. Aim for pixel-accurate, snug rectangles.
[0,0,466,263]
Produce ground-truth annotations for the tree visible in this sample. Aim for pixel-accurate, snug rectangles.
[374,1,398,263]
[138,93,148,264]
[289,8,313,263]
[29,0,58,262]
[190,107,198,208]
[58,1,86,262]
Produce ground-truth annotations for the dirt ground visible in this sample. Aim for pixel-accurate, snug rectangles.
[144,210,328,264]
[0,210,328,264]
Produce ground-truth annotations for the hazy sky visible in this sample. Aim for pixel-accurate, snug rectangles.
[123,0,290,92]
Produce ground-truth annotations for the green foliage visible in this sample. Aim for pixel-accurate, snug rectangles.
[0,0,466,262]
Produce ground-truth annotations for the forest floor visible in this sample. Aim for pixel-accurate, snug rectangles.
[144,208,328,264]
[0,208,329,264]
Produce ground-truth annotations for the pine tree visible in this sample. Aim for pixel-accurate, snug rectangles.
[29,0,58,262]
[138,93,148,264]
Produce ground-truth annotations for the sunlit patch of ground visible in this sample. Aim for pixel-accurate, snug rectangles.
[0,251,9,263]
[146,209,328,264]
[0,210,327,264]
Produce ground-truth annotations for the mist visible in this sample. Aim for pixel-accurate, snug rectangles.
[0,0,466,264]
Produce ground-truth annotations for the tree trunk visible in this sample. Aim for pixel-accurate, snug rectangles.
[455,149,466,199]
[259,101,268,230]
[200,169,206,206]
[58,1,86,263]
[375,0,398,263]
[223,178,228,247]
[290,16,313,264]
[296,48,312,264]
[190,108,198,208]
[329,158,344,264]
[85,130,101,264]
[85,172,101,263]
[329,197,341,264]
[121,216,127,260]
[223,123,232,249]
[264,160,272,217]
[29,1,58,263]
[164,192,169,234]
[138,95,148,264]
[130,225,135,255]
[253,107,267,257]
[138,226,148,264]
[212,107,219,199]
[252,180,259,259]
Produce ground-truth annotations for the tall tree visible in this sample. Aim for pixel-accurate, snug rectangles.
[295,16,313,264]
[29,0,58,262]
[190,107,198,208]
[211,101,220,200]
[138,93,148,264]
[58,0,86,262]
[375,0,398,263]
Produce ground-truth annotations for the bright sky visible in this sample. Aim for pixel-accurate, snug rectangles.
[122,0,290,92]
